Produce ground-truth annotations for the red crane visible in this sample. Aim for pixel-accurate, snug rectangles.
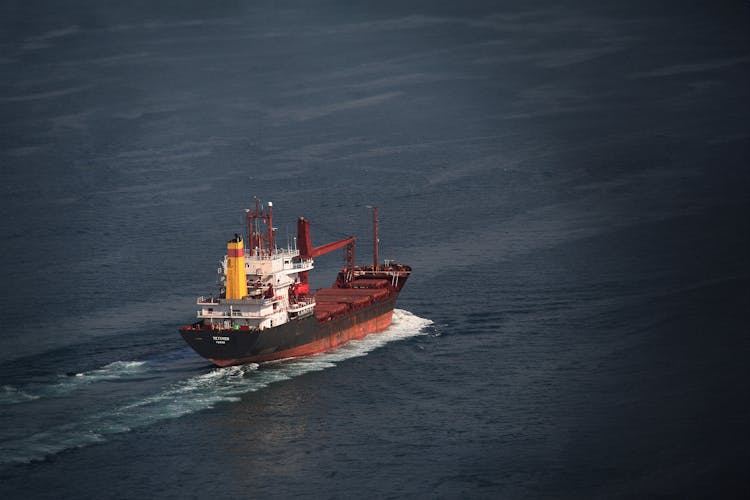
[296,217,356,287]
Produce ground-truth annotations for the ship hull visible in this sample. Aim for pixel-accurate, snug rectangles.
[179,295,397,366]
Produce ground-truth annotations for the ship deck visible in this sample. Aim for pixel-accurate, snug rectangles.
[313,278,393,322]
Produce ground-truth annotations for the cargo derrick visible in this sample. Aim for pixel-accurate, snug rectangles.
[296,216,355,286]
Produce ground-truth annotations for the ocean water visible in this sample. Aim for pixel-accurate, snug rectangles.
[1,0,749,498]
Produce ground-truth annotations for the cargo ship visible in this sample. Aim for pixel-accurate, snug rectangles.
[179,200,411,366]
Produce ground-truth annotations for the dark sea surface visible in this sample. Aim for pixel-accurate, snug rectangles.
[1,1,749,498]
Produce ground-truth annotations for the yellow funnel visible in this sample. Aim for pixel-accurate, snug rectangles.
[226,235,247,299]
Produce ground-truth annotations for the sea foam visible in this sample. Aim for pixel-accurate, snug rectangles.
[0,360,149,406]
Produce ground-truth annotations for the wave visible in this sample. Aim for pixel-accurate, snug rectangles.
[68,360,149,381]
[0,385,40,404]
[0,309,431,467]
[0,361,149,406]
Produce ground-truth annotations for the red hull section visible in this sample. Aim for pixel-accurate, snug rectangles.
[208,309,394,366]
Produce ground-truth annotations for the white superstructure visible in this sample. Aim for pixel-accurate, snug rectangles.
[196,246,315,330]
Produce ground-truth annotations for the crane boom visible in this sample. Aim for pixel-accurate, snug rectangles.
[311,236,356,257]
[297,217,356,271]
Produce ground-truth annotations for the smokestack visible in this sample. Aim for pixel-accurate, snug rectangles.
[225,235,247,299]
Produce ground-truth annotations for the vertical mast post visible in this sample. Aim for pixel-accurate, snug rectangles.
[267,201,274,256]
[373,206,379,271]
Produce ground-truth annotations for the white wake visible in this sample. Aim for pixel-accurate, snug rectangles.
[0,309,431,466]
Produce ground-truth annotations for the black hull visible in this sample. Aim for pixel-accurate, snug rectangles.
[180,295,397,366]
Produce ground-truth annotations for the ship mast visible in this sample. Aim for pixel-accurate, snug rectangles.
[246,198,275,256]
[372,206,379,271]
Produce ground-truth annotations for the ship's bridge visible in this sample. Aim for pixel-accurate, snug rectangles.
[245,248,314,276]
[218,248,314,278]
